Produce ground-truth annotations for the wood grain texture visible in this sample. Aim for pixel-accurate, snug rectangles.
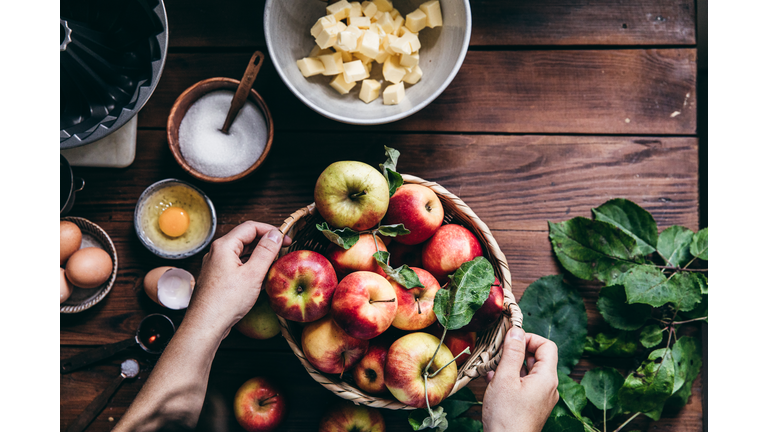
[165,0,696,47]
[138,50,697,134]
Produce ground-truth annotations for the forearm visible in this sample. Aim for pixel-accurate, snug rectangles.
[113,316,228,432]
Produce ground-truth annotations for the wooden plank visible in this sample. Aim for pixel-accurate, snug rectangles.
[138,50,697,134]
[165,0,696,48]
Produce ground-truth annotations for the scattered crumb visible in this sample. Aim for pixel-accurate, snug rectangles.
[108,417,114,422]
[625,118,631,123]
[670,111,681,118]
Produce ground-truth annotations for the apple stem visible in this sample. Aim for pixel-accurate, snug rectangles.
[349,191,367,199]
[416,297,422,314]
[429,347,470,378]
[339,353,346,380]
[370,298,396,304]
[260,394,278,406]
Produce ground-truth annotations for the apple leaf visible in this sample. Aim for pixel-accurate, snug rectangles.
[548,218,643,284]
[621,266,702,311]
[316,222,360,249]
[557,372,587,420]
[679,294,707,322]
[592,198,659,256]
[409,406,448,432]
[670,336,702,394]
[690,227,708,261]
[639,325,664,348]
[438,387,481,419]
[596,285,652,331]
[656,226,694,267]
[434,257,495,330]
[542,414,585,432]
[617,348,675,413]
[584,330,638,357]
[374,251,425,289]
[581,367,624,411]
[378,223,411,237]
[518,275,588,373]
[380,146,404,197]
[444,418,483,432]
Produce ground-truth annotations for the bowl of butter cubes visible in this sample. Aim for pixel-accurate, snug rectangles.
[264,0,471,125]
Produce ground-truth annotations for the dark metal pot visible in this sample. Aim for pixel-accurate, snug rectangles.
[61,155,85,216]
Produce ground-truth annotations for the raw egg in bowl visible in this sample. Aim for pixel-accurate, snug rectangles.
[134,179,216,259]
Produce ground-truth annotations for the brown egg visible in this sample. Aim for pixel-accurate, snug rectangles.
[60,221,82,265]
[143,266,175,304]
[60,268,73,304]
[66,247,113,289]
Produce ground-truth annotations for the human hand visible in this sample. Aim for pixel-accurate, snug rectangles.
[482,327,559,432]
[184,221,291,339]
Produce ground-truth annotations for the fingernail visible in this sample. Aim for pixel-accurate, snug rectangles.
[509,326,525,342]
[266,229,283,245]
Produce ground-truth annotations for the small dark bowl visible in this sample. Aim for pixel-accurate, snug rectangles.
[167,78,274,183]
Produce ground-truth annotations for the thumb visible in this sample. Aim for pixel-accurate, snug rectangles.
[244,229,284,282]
[494,326,527,382]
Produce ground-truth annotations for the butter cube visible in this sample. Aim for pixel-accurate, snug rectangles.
[359,79,381,103]
[311,15,337,38]
[349,16,371,29]
[319,52,344,76]
[419,0,443,28]
[326,0,352,20]
[353,52,373,64]
[377,12,394,34]
[310,46,333,57]
[382,55,406,83]
[392,15,404,33]
[315,26,340,49]
[371,22,388,38]
[382,82,405,104]
[362,1,378,18]
[390,9,401,19]
[373,11,383,22]
[400,28,421,51]
[389,35,412,55]
[349,2,363,18]
[338,49,354,62]
[400,51,419,68]
[336,21,348,32]
[373,0,393,12]
[403,65,423,84]
[297,57,325,77]
[330,74,357,94]
[358,30,380,58]
[342,60,370,83]
[337,26,362,51]
[405,9,427,33]
[374,49,390,64]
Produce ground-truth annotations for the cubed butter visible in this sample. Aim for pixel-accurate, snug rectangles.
[373,0,393,12]
[377,12,394,34]
[354,52,373,64]
[373,11,384,22]
[400,28,421,51]
[403,65,423,84]
[315,26,340,49]
[336,21,348,32]
[382,55,406,83]
[297,57,325,77]
[393,15,404,33]
[349,16,371,29]
[419,0,443,28]
[349,2,363,18]
[400,51,419,68]
[319,52,344,76]
[342,60,370,82]
[374,49,390,64]
[311,15,337,38]
[405,9,427,32]
[310,46,333,57]
[338,49,354,62]
[326,0,352,20]
[382,82,405,104]
[359,79,381,103]
[362,1,378,18]
[358,30,380,58]
[337,27,362,51]
[389,35,412,55]
[390,8,401,19]
[330,74,357,94]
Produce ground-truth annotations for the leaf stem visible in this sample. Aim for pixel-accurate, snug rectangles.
[429,347,470,378]
[613,412,641,432]
[603,406,607,432]
[657,265,707,273]
[424,327,448,376]
[671,316,708,325]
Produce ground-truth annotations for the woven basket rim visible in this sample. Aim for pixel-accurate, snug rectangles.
[276,174,523,410]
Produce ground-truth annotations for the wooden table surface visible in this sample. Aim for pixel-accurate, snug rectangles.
[60,0,703,430]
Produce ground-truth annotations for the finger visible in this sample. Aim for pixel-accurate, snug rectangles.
[243,229,284,280]
[526,355,536,373]
[520,363,528,378]
[525,333,559,376]
[213,221,277,257]
[485,370,495,384]
[241,234,292,257]
[493,326,527,383]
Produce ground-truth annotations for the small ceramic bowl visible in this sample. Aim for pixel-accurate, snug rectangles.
[167,77,274,183]
[134,178,217,259]
[61,217,118,314]
[263,0,471,125]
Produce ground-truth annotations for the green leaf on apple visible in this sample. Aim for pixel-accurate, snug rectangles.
[592,198,659,256]
[438,387,481,419]
[377,223,411,237]
[380,146,404,197]
[434,257,496,330]
[408,406,449,432]
[316,222,360,249]
[689,227,708,261]
[374,251,425,289]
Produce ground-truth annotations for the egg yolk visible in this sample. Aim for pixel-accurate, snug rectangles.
[158,206,190,237]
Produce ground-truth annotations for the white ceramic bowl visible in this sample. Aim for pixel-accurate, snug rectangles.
[264,0,471,125]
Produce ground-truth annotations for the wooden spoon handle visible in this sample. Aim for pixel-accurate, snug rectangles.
[221,51,265,134]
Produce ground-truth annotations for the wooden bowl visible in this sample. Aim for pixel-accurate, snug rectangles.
[167,77,274,183]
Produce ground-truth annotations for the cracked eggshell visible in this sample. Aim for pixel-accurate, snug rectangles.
[157,268,196,310]
[143,266,175,304]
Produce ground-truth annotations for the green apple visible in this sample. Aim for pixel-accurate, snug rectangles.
[235,294,281,340]
[314,161,390,231]
[318,401,386,432]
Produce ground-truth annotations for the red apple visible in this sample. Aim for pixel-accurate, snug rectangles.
[235,294,281,340]
[331,271,398,340]
[302,315,369,375]
[265,250,338,323]
[387,241,423,269]
[352,343,389,394]
[233,377,287,432]
[319,401,386,432]
[326,234,388,278]
[383,184,444,245]
[385,332,458,408]
[422,224,483,284]
[390,267,441,331]
[459,278,504,332]
[428,324,477,367]
[314,161,390,231]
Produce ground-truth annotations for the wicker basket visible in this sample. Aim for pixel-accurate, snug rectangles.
[276,174,523,410]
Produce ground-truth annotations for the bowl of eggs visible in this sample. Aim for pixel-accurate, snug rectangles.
[134,179,216,259]
[60,217,119,313]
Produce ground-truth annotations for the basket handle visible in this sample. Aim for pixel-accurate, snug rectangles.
[467,291,523,378]
[279,203,316,239]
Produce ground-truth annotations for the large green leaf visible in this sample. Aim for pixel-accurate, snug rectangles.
[639,325,664,348]
[557,372,587,420]
[434,257,495,330]
[438,387,481,419]
[581,367,624,411]
[592,198,658,256]
[584,330,638,357]
[444,418,483,432]
[380,146,403,197]
[663,380,694,414]
[518,275,588,373]
[548,218,642,284]
[617,348,675,413]
[656,226,694,267]
[542,415,584,432]
[596,285,652,331]
[316,222,360,249]
[378,223,411,237]
[549,400,571,418]
[622,266,702,311]
[374,251,425,289]
[690,227,708,261]
[670,336,702,394]
[679,294,707,322]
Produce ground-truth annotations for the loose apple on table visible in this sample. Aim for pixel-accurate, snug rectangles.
[233,377,287,432]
